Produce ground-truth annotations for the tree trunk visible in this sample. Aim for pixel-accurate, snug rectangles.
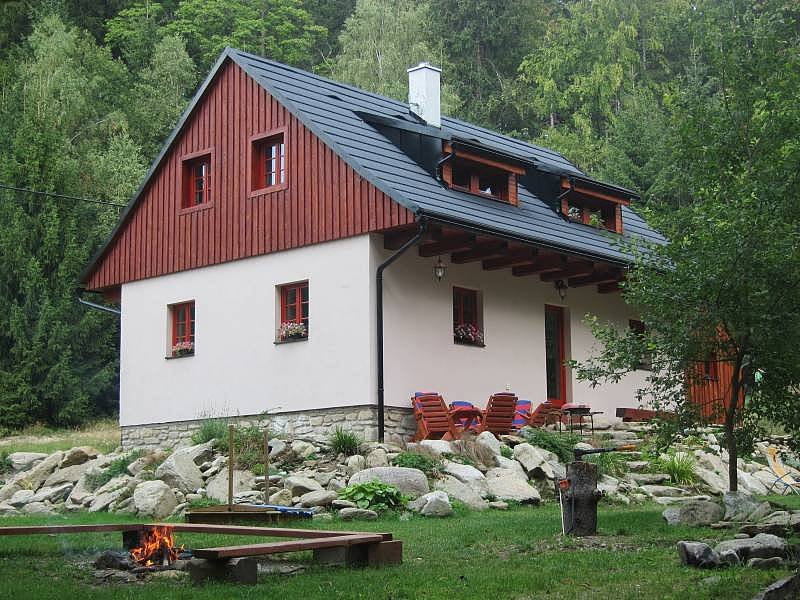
[725,361,743,492]
[561,461,602,536]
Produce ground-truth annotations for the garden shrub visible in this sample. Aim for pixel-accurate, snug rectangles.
[338,481,405,512]
[191,417,228,445]
[214,424,269,471]
[521,428,582,464]
[500,445,513,459]
[87,449,145,490]
[584,450,628,478]
[392,451,442,476]
[647,451,697,485]
[329,427,362,456]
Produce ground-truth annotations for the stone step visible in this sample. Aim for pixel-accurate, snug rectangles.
[627,473,670,485]
[626,461,650,472]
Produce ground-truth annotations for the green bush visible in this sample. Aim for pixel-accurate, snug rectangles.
[191,418,229,445]
[500,445,513,460]
[329,427,363,456]
[338,481,406,512]
[392,452,442,476]
[215,424,269,471]
[647,451,697,485]
[584,451,628,478]
[521,428,582,464]
[0,449,11,474]
[87,450,144,490]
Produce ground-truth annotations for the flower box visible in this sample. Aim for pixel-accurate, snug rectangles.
[278,321,308,341]
[454,323,484,347]
[170,341,194,357]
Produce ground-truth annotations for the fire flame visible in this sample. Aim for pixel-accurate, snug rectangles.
[129,526,181,566]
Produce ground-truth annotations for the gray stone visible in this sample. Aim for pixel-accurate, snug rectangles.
[654,495,713,506]
[408,491,453,517]
[133,480,178,519]
[43,462,93,487]
[7,452,48,472]
[299,490,337,507]
[640,485,691,498]
[348,467,429,498]
[88,475,135,512]
[339,507,378,521]
[154,452,203,493]
[8,489,34,507]
[513,443,555,479]
[626,461,650,472]
[662,501,723,527]
[22,502,56,515]
[434,475,488,511]
[268,439,287,458]
[327,478,346,492]
[60,447,95,468]
[475,431,501,456]
[485,474,540,504]
[345,455,365,475]
[365,448,388,468]
[284,476,322,497]
[736,470,768,496]
[174,441,214,464]
[751,573,800,600]
[205,469,256,503]
[31,483,73,504]
[694,466,728,495]
[676,541,721,568]
[746,557,784,569]
[749,502,774,523]
[489,460,528,481]
[713,533,788,562]
[627,473,670,485]
[0,503,18,516]
[723,491,762,521]
[268,489,293,506]
[419,439,452,456]
[331,499,356,509]
[10,451,64,494]
[443,460,485,485]
[488,501,508,510]
[66,469,98,506]
[291,440,318,459]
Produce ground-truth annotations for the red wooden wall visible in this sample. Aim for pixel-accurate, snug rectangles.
[85,61,414,291]
[687,361,744,424]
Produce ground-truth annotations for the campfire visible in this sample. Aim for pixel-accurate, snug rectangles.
[129,526,182,567]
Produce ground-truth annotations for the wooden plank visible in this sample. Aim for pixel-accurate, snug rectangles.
[568,269,622,287]
[193,533,385,559]
[511,254,566,277]
[0,524,145,536]
[539,260,594,282]
[418,232,475,257]
[450,240,507,263]
[482,248,537,270]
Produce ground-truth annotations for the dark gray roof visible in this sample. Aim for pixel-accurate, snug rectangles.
[83,48,664,283]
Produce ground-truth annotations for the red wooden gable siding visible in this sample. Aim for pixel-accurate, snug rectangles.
[687,360,744,425]
[85,61,414,291]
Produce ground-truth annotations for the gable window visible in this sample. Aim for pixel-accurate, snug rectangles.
[441,143,522,206]
[560,178,629,233]
[278,281,308,341]
[169,301,195,357]
[182,155,211,208]
[453,287,484,346]
[629,319,652,371]
[252,130,287,194]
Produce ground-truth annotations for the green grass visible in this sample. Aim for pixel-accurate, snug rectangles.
[0,419,119,455]
[0,503,792,599]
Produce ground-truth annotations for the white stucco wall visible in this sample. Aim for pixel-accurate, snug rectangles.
[120,235,373,427]
[377,237,648,420]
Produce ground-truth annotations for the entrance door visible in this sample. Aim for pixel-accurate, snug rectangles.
[544,305,567,406]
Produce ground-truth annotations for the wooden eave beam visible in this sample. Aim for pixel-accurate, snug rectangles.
[597,281,622,294]
[511,254,568,277]
[539,260,595,282]
[383,226,434,250]
[561,178,631,206]
[443,142,526,175]
[418,232,475,257]
[568,269,623,287]
[450,240,508,264]
[482,248,537,271]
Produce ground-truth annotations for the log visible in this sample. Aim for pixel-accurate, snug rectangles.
[560,461,602,536]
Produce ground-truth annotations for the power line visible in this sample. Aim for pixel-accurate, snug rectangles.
[0,183,127,208]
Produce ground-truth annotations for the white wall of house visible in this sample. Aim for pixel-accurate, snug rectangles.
[376,237,648,420]
[119,235,373,427]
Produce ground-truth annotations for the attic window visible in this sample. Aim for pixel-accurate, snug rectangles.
[181,153,212,209]
[251,129,288,195]
[441,142,522,206]
[560,178,629,233]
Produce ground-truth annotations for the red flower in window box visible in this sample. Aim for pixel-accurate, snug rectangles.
[454,323,484,346]
[171,341,194,357]
[279,321,307,341]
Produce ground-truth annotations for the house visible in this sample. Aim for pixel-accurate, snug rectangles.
[80,48,664,449]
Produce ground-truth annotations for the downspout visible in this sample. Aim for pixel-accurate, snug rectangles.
[376,218,427,442]
[77,287,121,315]
[435,151,455,186]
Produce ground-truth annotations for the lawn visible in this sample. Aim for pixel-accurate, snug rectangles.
[0,419,119,455]
[0,502,793,599]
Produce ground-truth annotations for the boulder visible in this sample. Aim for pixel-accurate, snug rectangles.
[713,533,788,562]
[205,469,256,503]
[597,475,621,496]
[365,448,388,468]
[736,470,768,496]
[408,491,453,517]
[723,491,762,521]
[284,476,323,496]
[8,489,34,508]
[174,442,214,465]
[475,431,501,456]
[13,451,64,493]
[43,461,94,488]
[654,495,712,506]
[345,455,366,475]
[694,466,728,495]
[488,501,508,510]
[419,439,452,456]
[268,489,293,506]
[747,557,784,569]
[31,483,73,504]
[22,502,56,515]
[332,499,356,509]
[299,490,337,508]
[66,468,99,506]
[291,440,318,459]
[676,541,721,568]
[348,467,429,498]
[627,473,670,485]
[662,501,724,527]
[60,447,96,468]
[640,485,691,498]
[154,452,204,493]
[434,475,488,511]
[0,503,18,516]
[748,502,774,523]
[443,461,485,485]
[339,507,378,521]
[7,452,48,472]
[133,480,178,519]
[327,478,346,492]
[268,439,287,458]
[513,444,555,479]
[489,459,528,481]
[88,475,135,512]
[485,474,540,504]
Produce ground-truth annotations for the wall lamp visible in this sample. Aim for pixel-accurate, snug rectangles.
[433,257,447,282]
[554,279,568,300]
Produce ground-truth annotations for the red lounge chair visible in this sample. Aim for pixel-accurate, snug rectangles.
[478,392,518,436]
[449,400,482,433]
[512,399,532,430]
[528,400,561,428]
[412,393,458,441]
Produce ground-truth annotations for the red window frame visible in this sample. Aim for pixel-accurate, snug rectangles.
[182,155,211,208]
[170,301,195,354]
[280,281,309,334]
[545,305,568,406]
[251,130,287,194]
[453,287,479,330]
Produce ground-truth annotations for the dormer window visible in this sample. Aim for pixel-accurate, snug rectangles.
[441,142,522,206]
[560,178,631,233]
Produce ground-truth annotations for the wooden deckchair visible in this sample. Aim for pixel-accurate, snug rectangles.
[528,400,561,428]
[478,393,517,436]
[412,393,458,441]
[763,446,800,496]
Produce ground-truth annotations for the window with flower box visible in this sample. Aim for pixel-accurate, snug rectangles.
[453,287,484,347]
[169,301,195,357]
[278,281,309,341]
[182,154,212,208]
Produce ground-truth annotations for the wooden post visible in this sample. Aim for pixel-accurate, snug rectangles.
[560,461,602,536]
[263,429,269,505]
[228,424,235,511]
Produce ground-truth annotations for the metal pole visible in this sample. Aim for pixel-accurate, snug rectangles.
[263,429,270,506]
[228,425,235,511]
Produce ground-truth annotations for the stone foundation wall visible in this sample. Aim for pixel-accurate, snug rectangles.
[121,405,416,450]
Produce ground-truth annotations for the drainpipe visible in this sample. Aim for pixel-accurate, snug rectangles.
[77,287,121,315]
[435,151,455,186]
[376,218,427,442]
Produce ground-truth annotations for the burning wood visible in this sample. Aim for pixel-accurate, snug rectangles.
[129,526,182,567]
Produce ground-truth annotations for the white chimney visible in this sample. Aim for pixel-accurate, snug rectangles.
[407,62,441,128]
